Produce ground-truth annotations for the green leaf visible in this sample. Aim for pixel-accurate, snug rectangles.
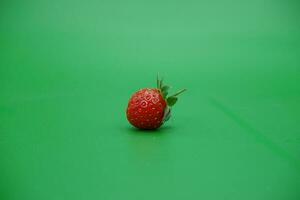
[162,91,168,98]
[164,112,171,121]
[159,78,164,90]
[161,85,170,98]
[167,96,178,107]
[170,89,187,97]
[163,107,172,122]
[161,85,170,92]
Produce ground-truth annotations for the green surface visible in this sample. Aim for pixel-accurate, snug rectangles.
[1,0,300,199]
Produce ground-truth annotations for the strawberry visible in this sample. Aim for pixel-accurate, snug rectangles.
[126,76,186,130]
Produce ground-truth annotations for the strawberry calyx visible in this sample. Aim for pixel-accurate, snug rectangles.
[156,75,186,122]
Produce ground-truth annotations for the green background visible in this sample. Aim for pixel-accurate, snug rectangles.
[1,0,300,199]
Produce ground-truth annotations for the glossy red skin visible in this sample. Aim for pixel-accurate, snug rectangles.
[126,88,167,130]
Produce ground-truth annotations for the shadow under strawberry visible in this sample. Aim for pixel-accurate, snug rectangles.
[126,125,174,134]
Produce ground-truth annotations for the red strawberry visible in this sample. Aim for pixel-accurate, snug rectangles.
[126,76,186,130]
